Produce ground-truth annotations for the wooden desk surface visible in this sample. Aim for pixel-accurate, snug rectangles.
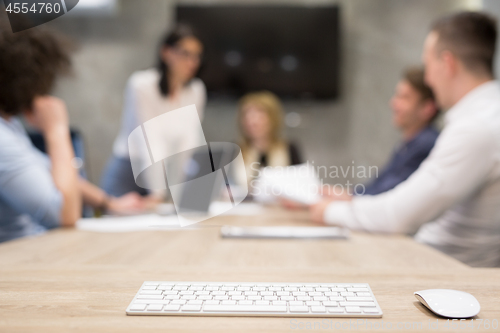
[0,207,499,332]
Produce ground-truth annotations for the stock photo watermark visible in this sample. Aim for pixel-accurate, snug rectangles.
[3,0,80,32]
[290,318,499,330]
[249,160,379,198]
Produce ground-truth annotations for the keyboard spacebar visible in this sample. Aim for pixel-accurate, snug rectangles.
[204,305,287,312]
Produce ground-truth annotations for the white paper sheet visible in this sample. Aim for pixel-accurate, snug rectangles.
[76,214,179,233]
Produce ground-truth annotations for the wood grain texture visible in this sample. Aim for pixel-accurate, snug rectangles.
[0,207,498,332]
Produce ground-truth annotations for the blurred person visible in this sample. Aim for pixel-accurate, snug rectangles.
[311,12,500,267]
[236,91,302,187]
[101,25,206,201]
[0,24,144,243]
[323,66,439,201]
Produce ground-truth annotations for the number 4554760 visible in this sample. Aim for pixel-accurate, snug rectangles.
[6,2,62,14]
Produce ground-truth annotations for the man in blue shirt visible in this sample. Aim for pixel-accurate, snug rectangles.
[362,66,439,196]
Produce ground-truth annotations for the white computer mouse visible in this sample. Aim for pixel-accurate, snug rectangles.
[414,289,480,319]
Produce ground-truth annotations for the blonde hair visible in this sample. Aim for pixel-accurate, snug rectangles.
[238,91,285,153]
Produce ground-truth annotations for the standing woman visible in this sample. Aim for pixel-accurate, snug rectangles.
[102,25,206,198]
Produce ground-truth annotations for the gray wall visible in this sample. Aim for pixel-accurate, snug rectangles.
[46,0,483,185]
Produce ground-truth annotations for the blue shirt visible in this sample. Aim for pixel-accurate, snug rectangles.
[0,117,62,243]
[362,126,439,196]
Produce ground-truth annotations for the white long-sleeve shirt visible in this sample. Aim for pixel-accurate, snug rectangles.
[324,80,500,267]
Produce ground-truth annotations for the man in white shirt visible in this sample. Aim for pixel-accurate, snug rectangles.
[311,12,500,267]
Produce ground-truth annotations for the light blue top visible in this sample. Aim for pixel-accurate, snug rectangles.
[0,117,62,243]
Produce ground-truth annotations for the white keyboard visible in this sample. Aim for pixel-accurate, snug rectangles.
[126,281,383,317]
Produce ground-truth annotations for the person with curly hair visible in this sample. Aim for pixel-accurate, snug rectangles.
[0,23,145,243]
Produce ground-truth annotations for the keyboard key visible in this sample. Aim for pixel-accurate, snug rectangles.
[197,295,212,300]
[163,291,178,295]
[214,296,229,300]
[357,292,371,297]
[140,291,163,295]
[171,300,187,305]
[255,301,269,305]
[313,296,328,301]
[206,286,219,291]
[187,300,203,305]
[277,291,290,296]
[179,291,194,295]
[311,306,327,313]
[273,301,287,306]
[325,292,339,297]
[346,297,373,302]
[309,292,322,296]
[323,301,338,307]
[158,285,172,291]
[289,301,303,306]
[347,288,369,292]
[182,305,202,312]
[280,296,294,301]
[204,305,286,313]
[297,296,311,301]
[142,286,157,290]
[181,295,196,300]
[173,286,188,291]
[163,305,180,311]
[147,304,163,311]
[340,302,376,307]
[306,301,321,306]
[232,295,245,300]
[238,300,253,305]
[264,296,278,301]
[164,295,180,300]
[340,292,355,297]
[137,295,163,300]
[328,307,345,313]
[247,296,261,300]
[329,297,344,301]
[237,287,251,291]
[222,300,237,305]
[130,304,146,311]
[205,300,219,305]
[345,306,362,313]
[289,306,309,313]
[363,308,381,314]
[134,299,169,305]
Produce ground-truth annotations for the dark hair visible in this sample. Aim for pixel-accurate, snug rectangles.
[431,11,497,77]
[157,24,201,97]
[0,23,71,115]
[403,66,439,123]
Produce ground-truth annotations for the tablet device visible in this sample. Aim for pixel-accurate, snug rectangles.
[220,226,350,239]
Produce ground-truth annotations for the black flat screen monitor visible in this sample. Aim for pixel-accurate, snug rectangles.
[176,5,340,99]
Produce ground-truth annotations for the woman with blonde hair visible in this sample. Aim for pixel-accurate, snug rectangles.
[237,91,302,186]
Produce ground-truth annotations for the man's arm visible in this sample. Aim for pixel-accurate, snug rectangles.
[316,121,495,234]
[79,178,146,214]
[26,97,81,226]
